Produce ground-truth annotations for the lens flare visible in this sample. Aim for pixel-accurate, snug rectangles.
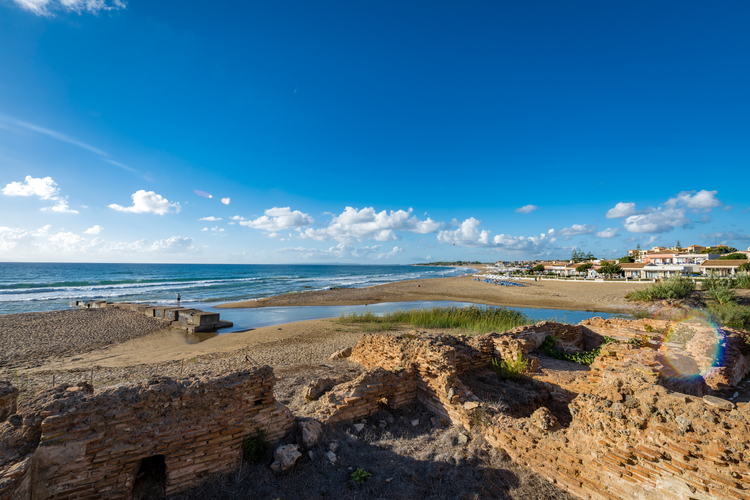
[194,190,212,199]
[659,313,726,381]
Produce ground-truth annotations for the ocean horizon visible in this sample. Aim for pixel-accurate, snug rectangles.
[0,262,469,315]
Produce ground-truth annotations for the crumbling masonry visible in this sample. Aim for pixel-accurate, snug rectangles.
[2,317,750,499]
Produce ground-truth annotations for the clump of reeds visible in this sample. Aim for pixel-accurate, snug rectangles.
[339,305,532,333]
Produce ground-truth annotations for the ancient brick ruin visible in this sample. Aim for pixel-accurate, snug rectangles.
[343,317,750,500]
[0,367,293,499]
[2,316,749,499]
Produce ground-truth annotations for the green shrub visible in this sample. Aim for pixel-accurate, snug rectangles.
[718,253,748,260]
[707,303,750,328]
[242,429,268,465]
[707,287,737,305]
[539,335,617,365]
[626,275,695,301]
[702,274,735,292]
[491,349,528,379]
[735,272,750,289]
[351,468,372,484]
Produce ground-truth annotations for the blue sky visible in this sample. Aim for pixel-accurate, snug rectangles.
[0,1,748,263]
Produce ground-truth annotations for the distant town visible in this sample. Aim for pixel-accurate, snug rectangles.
[462,244,750,280]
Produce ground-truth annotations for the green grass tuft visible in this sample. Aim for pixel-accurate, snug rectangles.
[340,305,532,333]
[491,349,528,379]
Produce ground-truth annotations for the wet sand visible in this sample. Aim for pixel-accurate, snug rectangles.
[218,275,650,313]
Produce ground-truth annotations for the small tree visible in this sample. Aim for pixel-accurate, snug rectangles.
[530,264,545,273]
[576,263,593,274]
[739,262,750,272]
[619,256,635,263]
[676,240,682,250]
[600,262,623,277]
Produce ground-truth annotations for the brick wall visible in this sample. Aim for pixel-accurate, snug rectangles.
[344,318,750,500]
[0,367,293,500]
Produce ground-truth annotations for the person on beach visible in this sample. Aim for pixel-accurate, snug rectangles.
[177,293,181,306]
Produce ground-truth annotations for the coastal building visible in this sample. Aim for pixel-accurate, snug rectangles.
[542,262,569,275]
[700,260,748,276]
[642,253,675,265]
[641,264,693,279]
[674,253,717,265]
[686,244,706,253]
[618,262,648,279]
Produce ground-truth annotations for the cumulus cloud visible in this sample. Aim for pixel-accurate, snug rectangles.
[11,0,126,16]
[301,207,442,243]
[613,190,722,234]
[84,225,103,235]
[109,190,181,215]
[3,175,58,199]
[199,216,222,221]
[558,224,596,236]
[239,207,313,232]
[149,236,194,253]
[606,202,638,219]
[2,175,78,213]
[622,208,691,234]
[596,228,619,238]
[437,218,556,254]
[515,204,538,214]
[665,190,721,213]
[230,215,246,221]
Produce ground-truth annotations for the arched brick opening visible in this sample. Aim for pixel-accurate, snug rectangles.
[132,455,167,500]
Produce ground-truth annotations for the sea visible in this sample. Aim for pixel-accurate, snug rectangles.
[0,262,615,332]
[0,262,468,315]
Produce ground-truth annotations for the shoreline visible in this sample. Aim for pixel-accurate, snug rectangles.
[217,274,650,314]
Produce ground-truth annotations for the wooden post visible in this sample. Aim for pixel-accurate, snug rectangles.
[90,367,94,389]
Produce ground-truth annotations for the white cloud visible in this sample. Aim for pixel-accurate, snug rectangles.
[108,190,181,215]
[515,204,538,214]
[606,202,638,219]
[84,225,103,234]
[596,228,619,238]
[3,175,59,199]
[10,0,126,16]
[42,200,79,213]
[149,236,194,253]
[221,198,230,205]
[437,217,556,254]
[301,207,442,243]
[240,207,313,232]
[558,224,596,236]
[3,175,78,213]
[377,245,403,259]
[614,190,722,234]
[622,208,691,234]
[199,216,222,221]
[230,215,246,221]
[665,190,721,213]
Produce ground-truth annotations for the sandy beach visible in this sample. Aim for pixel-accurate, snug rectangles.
[1,274,651,398]
[218,275,650,313]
